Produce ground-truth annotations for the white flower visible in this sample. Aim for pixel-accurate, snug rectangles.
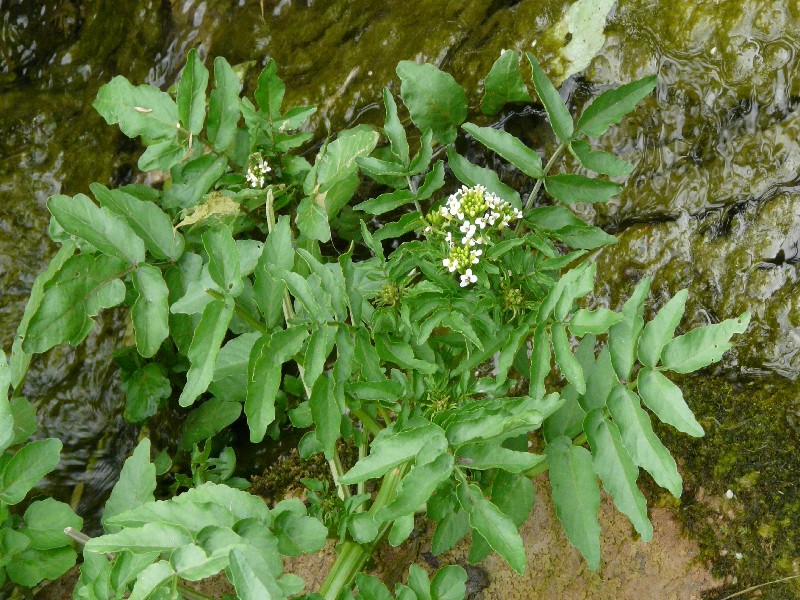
[459,268,478,287]
[725,489,734,500]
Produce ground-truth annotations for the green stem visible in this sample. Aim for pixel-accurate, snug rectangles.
[353,408,382,437]
[318,464,408,599]
[515,141,568,235]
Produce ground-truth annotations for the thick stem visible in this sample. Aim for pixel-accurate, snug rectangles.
[318,464,407,599]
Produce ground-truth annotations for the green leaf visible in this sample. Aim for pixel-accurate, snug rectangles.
[552,324,586,395]
[162,154,228,210]
[93,76,179,140]
[637,368,704,437]
[577,76,658,138]
[544,174,621,204]
[209,332,261,404]
[376,453,454,522]
[526,53,573,143]
[584,408,652,540]
[87,522,193,555]
[131,264,170,358]
[356,573,393,600]
[570,140,633,178]
[178,296,235,407]
[481,50,532,115]
[490,471,535,526]
[22,254,126,354]
[396,61,468,144]
[661,312,751,374]
[355,189,416,216]
[177,49,209,135]
[462,123,543,177]
[0,438,61,505]
[180,398,242,450]
[138,139,186,172]
[638,289,688,368]
[48,193,146,264]
[529,322,551,400]
[255,58,285,118]
[0,352,11,452]
[9,398,37,446]
[103,439,156,532]
[458,482,526,574]
[203,224,242,296]
[409,129,434,175]
[122,363,171,422]
[207,57,241,152]
[22,498,82,550]
[254,216,294,328]
[6,546,77,588]
[607,386,682,497]
[382,87,409,166]
[569,308,623,337]
[314,125,380,193]
[340,424,446,484]
[431,565,468,600]
[431,510,470,555]
[456,442,543,473]
[273,510,327,557]
[309,375,340,460]
[296,198,331,243]
[608,277,650,381]
[580,346,616,412]
[387,513,415,547]
[91,183,185,261]
[0,529,29,568]
[128,561,175,600]
[10,242,75,386]
[246,328,309,443]
[446,147,521,208]
[545,436,600,569]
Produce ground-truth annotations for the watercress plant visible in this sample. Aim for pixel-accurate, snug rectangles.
[1,47,749,598]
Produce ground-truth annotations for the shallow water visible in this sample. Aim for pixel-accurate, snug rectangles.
[2,0,800,590]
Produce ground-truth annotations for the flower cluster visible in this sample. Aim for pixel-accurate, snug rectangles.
[428,185,522,287]
[245,152,271,188]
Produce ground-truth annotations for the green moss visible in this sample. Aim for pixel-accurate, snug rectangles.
[655,375,800,599]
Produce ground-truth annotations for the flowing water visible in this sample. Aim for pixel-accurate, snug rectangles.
[2,0,800,595]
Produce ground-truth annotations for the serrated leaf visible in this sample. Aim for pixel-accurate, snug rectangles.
[207,57,241,152]
[177,49,209,135]
[481,50,532,115]
[569,308,623,337]
[446,147,521,208]
[526,53,573,143]
[458,482,526,574]
[570,139,633,177]
[661,312,750,374]
[608,277,650,381]
[93,76,179,140]
[462,123,542,177]
[91,183,185,261]
[103,439,156,532]
[23,254,127,353]
[48,193,145,264]
[577,76,658,138]
[396,61,468,144]
[544,174,621,204]
[584,409,652,540]
[376,453,454,522]
[383,87,409,166]
[131,264,169,358]
[545,436,600,569]
[607,386,682,497]
[552,324,586,395]
[0,438,61,505]
[178,296,235,407]
[637,368,704,437]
